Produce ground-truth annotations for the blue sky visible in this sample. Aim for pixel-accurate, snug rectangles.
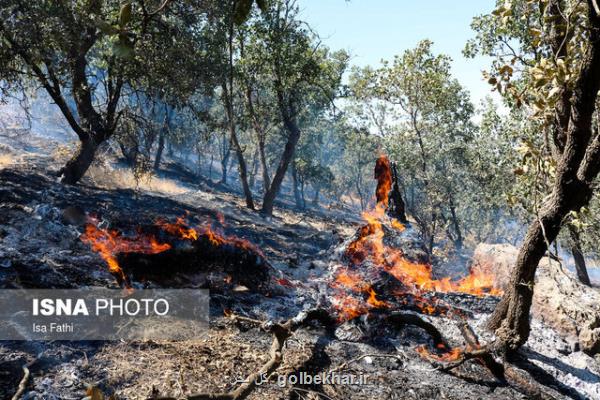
[297,0,498,107]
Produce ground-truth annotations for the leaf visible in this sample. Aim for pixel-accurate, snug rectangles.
[119,2,132,28]
[95,20,119,35]
[233,0,253,25]
[499,64,513,76]
[488,76,497,85]
[548,86,561,99]
[112,36,134,59]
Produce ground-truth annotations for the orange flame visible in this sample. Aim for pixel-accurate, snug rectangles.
[80,219,171,284]
[330,155,502,321]
[416,344,463,362]
[81,215,263,285]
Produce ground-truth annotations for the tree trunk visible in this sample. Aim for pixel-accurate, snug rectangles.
[300,180,306,209]
[568,225,591,286]
[258,138,271,194]
[119,142,138,167]
[356,175,365,210]
[291,161,303,209]
[488,3,600,352]
[487,172,594,351]
[220,147,230,185]
[229,127,255,209]
[154,132,165,171]
[312,186,320,207]
[448,197,463,251]
[249,148,258,190]
[59,137,98,185]
[222,16,254,210]
[260,112,302,216]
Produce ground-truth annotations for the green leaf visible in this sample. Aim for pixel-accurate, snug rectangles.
[95,20,119,36]
[113,36,134,59]
[119,2,132,28]
[234,0,253,25]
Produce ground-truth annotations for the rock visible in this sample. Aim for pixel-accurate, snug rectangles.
[578,316,600,355]
[470,243,516,291]
[472,243,600,354]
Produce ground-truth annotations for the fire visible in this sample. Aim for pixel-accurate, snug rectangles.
[80,219,171,284]
[416,344,463,362]
[330,154,502,321]
[157,217,199,240]
[81,214,262,286]
[374,154,392,205]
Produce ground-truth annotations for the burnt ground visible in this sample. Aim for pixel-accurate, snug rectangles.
[1,133,599,400]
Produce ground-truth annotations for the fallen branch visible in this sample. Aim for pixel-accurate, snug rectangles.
[11,363,31,400]
[420,319,558,400]
[383,311,447,347]
[151,309,336,400]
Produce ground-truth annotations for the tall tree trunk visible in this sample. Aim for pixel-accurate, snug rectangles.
[228,122,255,209]
[220,144,230,185]
[154,105,172,172]
[486,193,579,350]
[249,147,259,190]
[568,225,591,286]
[260,109,302,216]
[59,136,98,184]
[300,180,306,209]
[355,174,365,210]
[488,2,600,353]
[154,132,165,171]
[448,196,463,251]
[312,185,320,207]
[291,161,302,209]
[428,211,437,255]
[222,16,254,210]
[259,138,271,194]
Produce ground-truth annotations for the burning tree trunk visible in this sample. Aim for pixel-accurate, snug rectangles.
[488,3,600,352]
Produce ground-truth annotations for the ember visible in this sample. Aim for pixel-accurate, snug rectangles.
[330,155,502,321]
[80,217,171,284]
[81,215,266,288]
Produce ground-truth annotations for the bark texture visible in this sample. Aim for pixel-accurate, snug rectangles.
[488,2,600,351]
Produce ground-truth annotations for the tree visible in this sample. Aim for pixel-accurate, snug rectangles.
[468,0,600,352]
[250,0,348,216]
[348,41,475,254]
[0,0,210,184]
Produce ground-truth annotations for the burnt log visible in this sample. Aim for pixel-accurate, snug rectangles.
[116,228,272,293]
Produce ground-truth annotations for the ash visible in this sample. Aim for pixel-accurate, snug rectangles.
[0,133,599,400]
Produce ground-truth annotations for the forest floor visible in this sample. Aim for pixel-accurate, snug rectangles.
[1,131,599,400]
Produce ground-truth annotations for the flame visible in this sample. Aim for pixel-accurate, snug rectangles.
[157,217,199,240]
[330,155,502,321]
[81,215,263,285]
[391,219,405,231]
[416,344,463,362]
[80,219,171,284]
[374,154,392,205]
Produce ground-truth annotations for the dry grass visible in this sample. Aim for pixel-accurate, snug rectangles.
[0,153,14,169]
[86,161,189,195]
